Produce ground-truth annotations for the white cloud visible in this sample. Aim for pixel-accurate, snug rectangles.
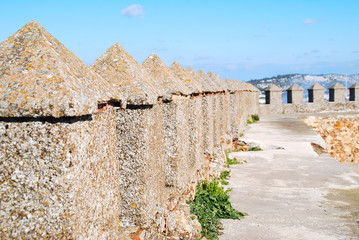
[226,64,238,70]
[303,19,317,25]
[121,4,144,17]
[194,55,212,61]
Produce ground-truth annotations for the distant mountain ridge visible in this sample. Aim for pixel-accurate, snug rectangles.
[248,74,359,102]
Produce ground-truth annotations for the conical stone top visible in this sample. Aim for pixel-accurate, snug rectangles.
[0,20,119,117]
[197,70,217,92]
[225,79,243,92]
[236,81,251,91]
[224,79,238,92]
[91,42,164,105]
[267,84,282,92]
[308,83,325,90]
[169,62,202,94]
[329,82,345,89]
[246,82,260,92]
[216,73,241,92]
[142,54,191,98]
[207,71,226,92]
[287,83,304,91]
[349,82,359,89]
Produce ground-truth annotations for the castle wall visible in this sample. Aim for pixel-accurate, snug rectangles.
[188,97,204,171]
[0,109,120,239]
[260,102,359,116]
[0,20,262,240]
[303,115,359,162]
[0,89,259,239]
[202,95,215,155]
[312,89,325,103]
[291,90,304,104]
[229,93,240,138]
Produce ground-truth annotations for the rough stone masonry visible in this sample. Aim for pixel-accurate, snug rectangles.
[0,21,259,239]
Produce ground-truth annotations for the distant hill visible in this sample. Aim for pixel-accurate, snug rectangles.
[248,74,359,103]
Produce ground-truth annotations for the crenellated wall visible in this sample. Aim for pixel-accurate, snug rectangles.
[0,21,260,239]
[0,92,259,239]
[260,83,359,115]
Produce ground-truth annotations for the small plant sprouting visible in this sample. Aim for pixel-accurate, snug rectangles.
[247,115,260,124]
[248,146,262,151]
[189,179,247,239]
[252,115,260,121]
[225,150,240,168]
[219,170,230,185]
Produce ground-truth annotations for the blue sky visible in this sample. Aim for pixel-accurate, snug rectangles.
[0,0,358,81]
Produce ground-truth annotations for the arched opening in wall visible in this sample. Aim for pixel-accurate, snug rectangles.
[287,90,292,104]
[329,89,335,102]
[308,90,313,102]
[265,91,270,104]
[349,88,355,101]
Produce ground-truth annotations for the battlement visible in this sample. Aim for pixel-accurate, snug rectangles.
[0,21,259,239]
[260,83,359,115]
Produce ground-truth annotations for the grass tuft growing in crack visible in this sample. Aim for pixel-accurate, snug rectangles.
[189,179,247,239]
[219,170,230,185]
[248,146,262,151]
[225,150,246,167]
[247,114,260,124]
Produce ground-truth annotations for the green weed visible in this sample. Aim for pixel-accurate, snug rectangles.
[248,146,262,151]
[247,115,260,124]
[219,170,230,185]
[190,179,246,239]
[252,115,260,121]
[225,150,240,168]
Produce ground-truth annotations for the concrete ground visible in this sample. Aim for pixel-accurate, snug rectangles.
[220,116,359,240]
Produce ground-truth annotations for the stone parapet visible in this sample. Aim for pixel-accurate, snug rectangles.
[0,21,260,239]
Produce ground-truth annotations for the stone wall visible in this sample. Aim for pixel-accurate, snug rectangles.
[0,20,261,240]
[0,109,120,239]
[0,90,260,239]
[260,102,359,116]
[303,115,359,162]
[259,82,359,116]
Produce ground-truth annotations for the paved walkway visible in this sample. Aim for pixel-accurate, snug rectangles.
[220,116,359,240]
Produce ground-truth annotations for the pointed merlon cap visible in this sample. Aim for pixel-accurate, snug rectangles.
[349,82,359,89]
[235,81,248,91]
[266,84,282,92]
[224,79,238,92]
[142,54,191,98]
[91,43,164,105]
[246,82,260,92]
[169,62,202,94]
[237,81,259,92]
[0,21,119,118]
[214,74,229,91]
[197,70,217,92]
[329,82,345,89]
[207,71,226,92]
[308,83,325,90]
[227,79,244,91]
[219,75,232,92]
[185,66,205,93]
[287,83,304,91]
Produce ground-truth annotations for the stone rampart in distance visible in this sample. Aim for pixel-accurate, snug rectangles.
[0,21,259,239]
[260,83,359,115]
